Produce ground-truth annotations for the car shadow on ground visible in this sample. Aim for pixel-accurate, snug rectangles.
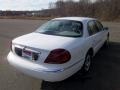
[41,42,120,90]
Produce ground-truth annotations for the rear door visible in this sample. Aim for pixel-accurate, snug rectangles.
[87,20,103,53]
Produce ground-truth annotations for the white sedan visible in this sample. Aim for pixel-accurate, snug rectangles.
[7,17,109,82]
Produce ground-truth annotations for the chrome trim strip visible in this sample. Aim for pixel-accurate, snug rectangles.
[13,43,41,53]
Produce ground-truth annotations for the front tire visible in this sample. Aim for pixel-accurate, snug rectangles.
[104,35,109,48]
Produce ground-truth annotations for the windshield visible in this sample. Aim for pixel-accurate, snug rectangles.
[36,20,83,37]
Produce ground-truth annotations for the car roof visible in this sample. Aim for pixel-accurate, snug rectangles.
[53,17,96,22]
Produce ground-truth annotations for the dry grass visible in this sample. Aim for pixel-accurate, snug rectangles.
[0,16,52,20]
[0,16,120,22]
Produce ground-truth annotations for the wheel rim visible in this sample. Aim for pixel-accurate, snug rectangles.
[84,55,91,71]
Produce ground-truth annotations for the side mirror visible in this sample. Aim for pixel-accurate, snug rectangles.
[103,27,109,30]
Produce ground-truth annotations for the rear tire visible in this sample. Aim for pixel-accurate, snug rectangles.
[81,53,92,73]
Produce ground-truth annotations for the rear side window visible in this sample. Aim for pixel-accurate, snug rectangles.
[87,21,98,35]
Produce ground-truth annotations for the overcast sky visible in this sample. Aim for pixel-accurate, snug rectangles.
[0,0,58,11]
[0,0,95,11]
[0,0,83,10]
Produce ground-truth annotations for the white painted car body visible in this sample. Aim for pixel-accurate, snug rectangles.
[7,17,109,82]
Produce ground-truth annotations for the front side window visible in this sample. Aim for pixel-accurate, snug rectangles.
[36,20,83,37]
[95,21,103,31]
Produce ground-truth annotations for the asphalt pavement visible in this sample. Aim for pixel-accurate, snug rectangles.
[0,19,120,90]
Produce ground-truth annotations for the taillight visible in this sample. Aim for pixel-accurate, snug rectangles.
[44,49,71,64]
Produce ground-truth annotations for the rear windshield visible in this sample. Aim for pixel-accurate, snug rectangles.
[36,20,83,37]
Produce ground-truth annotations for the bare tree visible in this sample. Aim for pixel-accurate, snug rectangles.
[49,0,120,21]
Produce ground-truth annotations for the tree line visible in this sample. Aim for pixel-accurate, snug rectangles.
[49,0,120,21]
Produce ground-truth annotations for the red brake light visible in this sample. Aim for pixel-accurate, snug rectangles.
[44,49,71,64]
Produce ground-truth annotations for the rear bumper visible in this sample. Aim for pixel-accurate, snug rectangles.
[7,51,84,82]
